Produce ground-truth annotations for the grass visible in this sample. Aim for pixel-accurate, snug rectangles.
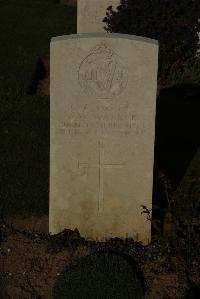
[0,0,76,216]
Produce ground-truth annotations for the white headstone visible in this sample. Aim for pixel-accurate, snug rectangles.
[77,0,120,33]
[49,33,158,244]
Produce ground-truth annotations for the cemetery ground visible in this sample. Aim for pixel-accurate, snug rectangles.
[0,0,200,298]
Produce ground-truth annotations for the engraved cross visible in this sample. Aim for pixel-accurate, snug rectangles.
[78,140,124,212]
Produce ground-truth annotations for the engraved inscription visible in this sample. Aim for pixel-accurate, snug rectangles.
[78,42,128,99]
[59,103,142,136]
[78,140,124,212]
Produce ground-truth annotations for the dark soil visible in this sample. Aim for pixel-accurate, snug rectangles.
[0,215,199,299]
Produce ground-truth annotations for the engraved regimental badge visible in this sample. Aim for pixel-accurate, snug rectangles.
[78,42,128,99]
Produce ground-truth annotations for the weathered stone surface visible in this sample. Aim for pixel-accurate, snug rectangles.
[77,0,120,33]
[49,33,158,244]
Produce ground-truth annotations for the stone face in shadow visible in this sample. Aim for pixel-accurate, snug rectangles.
[172,146,200,220]
[154,83,200,188]
[53,252,144,299]
[152,83,200,231]
[28,56,49,96]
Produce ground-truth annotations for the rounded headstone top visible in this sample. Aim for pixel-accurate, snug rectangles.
[51,32,159,46]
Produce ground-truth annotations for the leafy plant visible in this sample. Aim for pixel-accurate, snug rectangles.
[103,0,200,89]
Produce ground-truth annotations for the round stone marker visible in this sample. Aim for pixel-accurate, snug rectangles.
[53,252,144,298]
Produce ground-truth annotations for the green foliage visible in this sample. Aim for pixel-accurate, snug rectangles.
[167,54,200,85]
[103,0,200,86]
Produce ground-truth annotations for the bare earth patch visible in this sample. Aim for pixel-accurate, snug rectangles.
[0,216,199,298]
